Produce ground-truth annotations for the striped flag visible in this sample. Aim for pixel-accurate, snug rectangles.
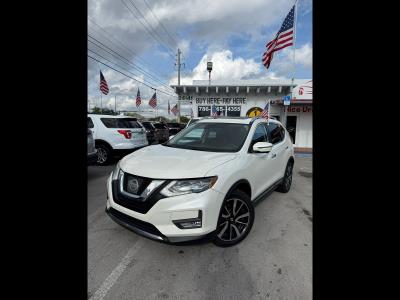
[211,104,218,117]
[149,92,157,108]
[168,100,170,115]
[136,88,141,107]
[171,104,178,116]
[261,101,270,123]
[99,70,109,95]
[262,5,295,69]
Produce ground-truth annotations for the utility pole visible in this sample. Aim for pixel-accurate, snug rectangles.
[176,48,182,123]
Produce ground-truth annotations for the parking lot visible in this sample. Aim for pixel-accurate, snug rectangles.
[88,155,312,300]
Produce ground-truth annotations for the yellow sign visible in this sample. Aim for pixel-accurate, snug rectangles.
[246,107,263,117]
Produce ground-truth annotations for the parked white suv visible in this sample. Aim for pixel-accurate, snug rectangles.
[106,117,294,246]
[88,114,148,165]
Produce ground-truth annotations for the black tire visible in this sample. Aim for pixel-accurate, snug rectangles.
[276,161,293,193]
[96,143,112,165]
[213,190,255,247]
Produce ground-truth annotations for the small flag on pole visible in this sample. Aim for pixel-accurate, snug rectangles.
[100,70,109,95]
[149,92,157,108]
[262,5,295,69]
[211,104,218,117]
[261,101,270,123]
[168,100,170,115]
[136,88,141,107]
[171,104,179,116]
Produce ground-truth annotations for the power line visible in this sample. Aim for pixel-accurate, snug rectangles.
[121,0,176,59]
[88,19,153,71]
[88,52,177,98]
[88,35,173,91]
[141,0,179,48]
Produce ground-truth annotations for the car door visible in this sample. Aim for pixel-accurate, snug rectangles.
[246,123,276,198]
[264,122,288,182]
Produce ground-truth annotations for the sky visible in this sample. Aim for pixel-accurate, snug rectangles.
[88,0,312,118]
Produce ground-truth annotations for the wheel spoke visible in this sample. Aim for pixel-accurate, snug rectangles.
[229,224,233,240]
[236,220,247,225]
[218,222,229,238]
[234,202,244,216]
[232,199,237,217]
[235,212,249,221]
[231,224,241,238]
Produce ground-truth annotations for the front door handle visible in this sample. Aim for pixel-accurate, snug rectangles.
[285,146,289,150]
[271,153,277,158]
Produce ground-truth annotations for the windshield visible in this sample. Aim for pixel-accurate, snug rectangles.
[165,122,250,152]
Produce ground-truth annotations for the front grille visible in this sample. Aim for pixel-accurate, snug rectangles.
[107,207,164,238]
[112,173,169,214]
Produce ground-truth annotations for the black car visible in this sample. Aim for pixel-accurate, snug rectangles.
[140,121,157,144]
[152,122,169,142]
[166,122,183,136]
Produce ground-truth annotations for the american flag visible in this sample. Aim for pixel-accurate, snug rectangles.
[262,5,295,69]
[168,100,170,115]
[261,101,270,121]
[100,70,109,95]
[136,88,141,107]
[171,104,178,116]
[149,92,157,108]
[211,104,218,117]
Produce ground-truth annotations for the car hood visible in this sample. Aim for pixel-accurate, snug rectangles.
[119,144,237,179]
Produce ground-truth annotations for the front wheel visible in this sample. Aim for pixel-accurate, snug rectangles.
[213,190,254,247]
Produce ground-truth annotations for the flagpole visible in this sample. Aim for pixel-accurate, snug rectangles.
[100,92,103,114]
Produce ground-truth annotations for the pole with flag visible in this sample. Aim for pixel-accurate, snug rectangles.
[136,88,141,112]
[261,1,298,127]
[288,0,299,127]
[261,100,270,124]
[99,70,109,114]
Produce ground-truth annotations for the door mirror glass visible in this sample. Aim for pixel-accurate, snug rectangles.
[252,142,273,153]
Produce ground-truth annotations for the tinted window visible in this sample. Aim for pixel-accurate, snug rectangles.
[167,123,179,127]
[153,123,167,129]
[165,123,250,152]
[266,123,284,144]
[100,118,141,128]
[141,122,154,130]
[250,124,267,150]
[88,117,94,128]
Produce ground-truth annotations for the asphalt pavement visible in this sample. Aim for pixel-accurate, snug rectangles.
[88,155,312,300]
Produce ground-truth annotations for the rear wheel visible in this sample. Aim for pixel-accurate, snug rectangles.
[213,190,254,247]
[96,143,112,165]
[276,161,293,193]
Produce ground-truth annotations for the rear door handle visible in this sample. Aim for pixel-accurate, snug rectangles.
[271,153,277,158]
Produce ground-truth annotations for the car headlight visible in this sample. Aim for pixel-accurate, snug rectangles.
[111,162,121,180]
[160,177,218,197]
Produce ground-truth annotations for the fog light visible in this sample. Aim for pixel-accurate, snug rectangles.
[173,211,202,229]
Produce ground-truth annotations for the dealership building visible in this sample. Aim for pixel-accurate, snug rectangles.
[172,79,312,152]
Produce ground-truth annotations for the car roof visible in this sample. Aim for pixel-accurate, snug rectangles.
[196,116,280,125]
[88,114,137,119]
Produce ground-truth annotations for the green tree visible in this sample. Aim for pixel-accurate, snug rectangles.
[180,116,189,123]
[90,107,116,115]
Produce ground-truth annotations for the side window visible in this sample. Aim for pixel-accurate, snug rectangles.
[100,118,117,128]
[266,123,284,144]
[249,124,267,151]
[88,117,94,128]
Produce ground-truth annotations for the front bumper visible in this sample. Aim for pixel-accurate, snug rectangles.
[106,175,223,243]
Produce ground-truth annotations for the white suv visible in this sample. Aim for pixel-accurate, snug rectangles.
[106,117,294,246]
[88,114,148,165]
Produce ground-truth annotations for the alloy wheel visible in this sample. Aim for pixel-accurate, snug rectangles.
[97,147,107,164]
[217,198,250,242]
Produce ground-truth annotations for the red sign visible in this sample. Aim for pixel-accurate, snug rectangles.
[284,106,312,113]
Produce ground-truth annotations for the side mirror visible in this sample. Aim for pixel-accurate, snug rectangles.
[252,142,273,153]
[169,135,175,140]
